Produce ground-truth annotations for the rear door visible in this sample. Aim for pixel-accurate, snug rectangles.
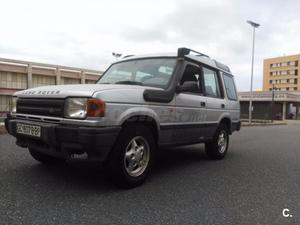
[202,66,227,139]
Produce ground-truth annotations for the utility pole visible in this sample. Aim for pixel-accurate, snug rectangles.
[271,84,276,123]
[247,20,260,124]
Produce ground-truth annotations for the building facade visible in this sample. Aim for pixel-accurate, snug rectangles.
[263,54,300,91]
[0,57,102,116]
[239,91,300,120]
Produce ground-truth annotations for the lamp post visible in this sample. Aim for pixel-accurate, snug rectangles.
[247,20,260,124]
[271,84,276,123]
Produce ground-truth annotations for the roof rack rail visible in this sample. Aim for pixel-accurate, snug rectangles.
[177,47,210,58]
[122,55,135,58]
[213,60,231,72]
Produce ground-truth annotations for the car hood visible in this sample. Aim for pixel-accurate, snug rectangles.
[14,84,162,98]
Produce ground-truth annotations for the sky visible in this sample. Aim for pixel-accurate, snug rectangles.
[1,0,300,91]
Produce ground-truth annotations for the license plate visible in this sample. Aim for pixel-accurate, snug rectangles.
[16,123,41,138]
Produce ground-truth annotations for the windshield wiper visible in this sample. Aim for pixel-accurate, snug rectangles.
[115,80,143,86]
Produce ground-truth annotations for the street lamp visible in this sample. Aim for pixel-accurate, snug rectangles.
[247,20,260,124]
[112,52,122,61]
[271,84,276,123]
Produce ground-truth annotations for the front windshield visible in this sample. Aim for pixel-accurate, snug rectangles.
[98,58,177,89]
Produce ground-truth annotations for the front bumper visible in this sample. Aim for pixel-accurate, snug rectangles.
[5,114,121,161]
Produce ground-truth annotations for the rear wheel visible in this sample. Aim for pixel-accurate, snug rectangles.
[106,124,155,188]
[205,123,229,160]
[29,148,66,165]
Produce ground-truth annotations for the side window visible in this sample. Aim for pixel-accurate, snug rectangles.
[179,64,203,94]
[203,67,221,98]
[223,73,238,101]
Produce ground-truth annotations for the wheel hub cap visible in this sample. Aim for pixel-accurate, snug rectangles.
[124,136,150,177]
[218,131,227,154]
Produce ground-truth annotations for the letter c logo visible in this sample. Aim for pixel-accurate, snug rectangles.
[282,208,292,217]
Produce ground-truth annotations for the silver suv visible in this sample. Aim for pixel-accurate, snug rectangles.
[5,48,241,188]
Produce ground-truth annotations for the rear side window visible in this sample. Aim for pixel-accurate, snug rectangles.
[203,67,221,98]
[223,74,238,101]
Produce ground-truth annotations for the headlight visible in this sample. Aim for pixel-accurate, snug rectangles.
[11,97,17,113]
[64,98,106,119]
[64,98,87,119]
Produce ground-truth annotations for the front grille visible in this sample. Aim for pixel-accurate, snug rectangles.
[17,98,65,117]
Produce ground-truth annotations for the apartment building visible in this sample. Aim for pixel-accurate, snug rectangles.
[263,54,300,91]
[0,58,102,115]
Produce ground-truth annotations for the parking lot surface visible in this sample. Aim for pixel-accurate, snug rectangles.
[0,125,299,225]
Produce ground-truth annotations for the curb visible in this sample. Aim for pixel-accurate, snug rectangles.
[242,123,287,127]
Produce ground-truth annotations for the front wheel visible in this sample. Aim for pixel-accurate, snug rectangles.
[205,123,229,160]
[106,124,156,188]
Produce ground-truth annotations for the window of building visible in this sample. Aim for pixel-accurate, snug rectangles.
[280,79,287,84]
[0,96,12,112]
[294,87,298,90]
[0,72,27,89]
[281,70,287,75]
[61,77,81,84]
[288,70,295,75]
[32,75,56,87]
[281,62,288,67]
[85,80,96,84]
[288,61,296,66]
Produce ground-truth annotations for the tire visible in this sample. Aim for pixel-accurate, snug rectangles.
[29,148,66,165]
[106,124,156,188]
[205,123,229,160]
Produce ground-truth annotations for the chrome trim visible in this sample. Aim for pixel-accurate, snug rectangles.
[11,113,103,126]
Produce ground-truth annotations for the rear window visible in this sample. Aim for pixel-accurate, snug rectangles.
[223,74,238,101]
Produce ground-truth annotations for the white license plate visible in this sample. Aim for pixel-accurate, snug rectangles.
[16,123,41,137]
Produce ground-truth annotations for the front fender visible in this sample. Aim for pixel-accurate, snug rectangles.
[117,107,160,131]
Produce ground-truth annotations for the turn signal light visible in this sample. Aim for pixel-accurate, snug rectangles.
[87,98,106,117]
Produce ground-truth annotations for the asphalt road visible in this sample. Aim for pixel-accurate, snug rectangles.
[0,125,299,225]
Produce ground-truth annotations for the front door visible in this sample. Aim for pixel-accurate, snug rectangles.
[174,63,207,144]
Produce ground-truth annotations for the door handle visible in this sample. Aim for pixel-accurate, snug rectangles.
[221,104,225,109]
[200,102,206,107]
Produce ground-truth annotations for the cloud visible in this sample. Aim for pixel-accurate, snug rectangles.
[1,0,300,90]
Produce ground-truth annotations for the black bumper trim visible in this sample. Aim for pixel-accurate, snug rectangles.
[5,115,121,161]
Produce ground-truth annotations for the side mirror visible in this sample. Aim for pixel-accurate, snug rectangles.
[176,81,199,93]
